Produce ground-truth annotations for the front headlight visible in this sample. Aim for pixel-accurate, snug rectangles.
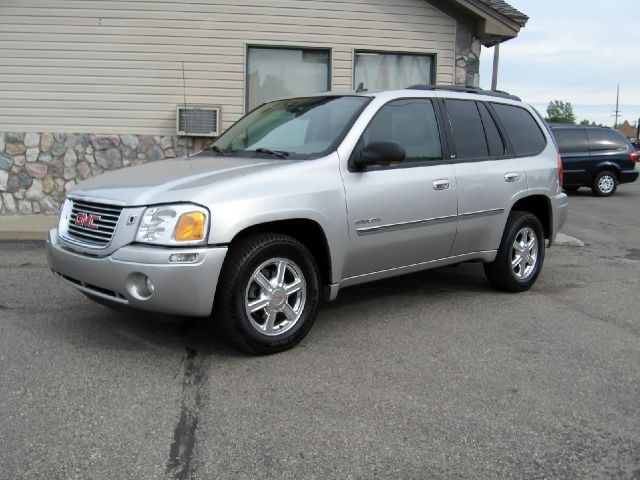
[136,204,209,246]
[58,198,73,237]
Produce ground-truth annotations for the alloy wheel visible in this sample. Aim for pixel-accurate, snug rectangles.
[597,174,615,194]
[244,257,307,336]
[511,227,538,280]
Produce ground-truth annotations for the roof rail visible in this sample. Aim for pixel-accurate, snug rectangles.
[407,84,521,101]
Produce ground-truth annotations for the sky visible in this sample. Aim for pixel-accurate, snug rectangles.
[478,0,639,128]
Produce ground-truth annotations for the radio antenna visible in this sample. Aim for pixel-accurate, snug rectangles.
[181,60,190,158]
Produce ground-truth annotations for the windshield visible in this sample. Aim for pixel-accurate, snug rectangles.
[209,95,371,159]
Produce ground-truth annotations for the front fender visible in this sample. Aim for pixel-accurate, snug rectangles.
[214,205,347,285]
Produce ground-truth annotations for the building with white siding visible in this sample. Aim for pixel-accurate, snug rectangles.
[0,0,527,215]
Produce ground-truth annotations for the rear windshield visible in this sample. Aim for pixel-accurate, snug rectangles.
[492,103,547,156]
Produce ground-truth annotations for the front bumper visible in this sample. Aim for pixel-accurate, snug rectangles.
[550,192,568,246]
[47,228,228,317]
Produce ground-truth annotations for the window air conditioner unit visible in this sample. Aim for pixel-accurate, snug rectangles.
[176,105,220,137]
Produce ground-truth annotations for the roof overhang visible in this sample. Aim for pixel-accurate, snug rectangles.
[449,0,524,46]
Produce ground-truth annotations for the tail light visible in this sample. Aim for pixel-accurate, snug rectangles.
[630,150,638,166]
[557,154,564,186]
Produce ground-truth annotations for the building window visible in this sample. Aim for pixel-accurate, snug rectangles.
[246,47,330,112]
[354,51,434,91]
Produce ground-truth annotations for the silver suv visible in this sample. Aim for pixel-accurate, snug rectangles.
[47,86,568,353]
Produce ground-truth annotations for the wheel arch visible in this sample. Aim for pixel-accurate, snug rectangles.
[228,218,333,292]
[592,161,622,181]
[510,195,552,240]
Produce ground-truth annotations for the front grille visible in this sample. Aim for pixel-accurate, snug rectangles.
[65,199,123,248]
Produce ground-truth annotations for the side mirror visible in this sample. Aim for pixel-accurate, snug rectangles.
[353,141,406,169]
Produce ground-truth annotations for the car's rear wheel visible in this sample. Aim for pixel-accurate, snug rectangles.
[592,170,618,196]
[213,233,320,354]
[484,210,545,292]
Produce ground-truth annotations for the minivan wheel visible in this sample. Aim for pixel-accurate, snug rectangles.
[484,211,545,292]
[213,233,320,354]
[592,170,618,196]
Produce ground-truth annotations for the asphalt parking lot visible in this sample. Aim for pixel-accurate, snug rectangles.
[1,183,639,480]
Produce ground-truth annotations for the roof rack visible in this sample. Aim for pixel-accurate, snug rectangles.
[407,84,521,101]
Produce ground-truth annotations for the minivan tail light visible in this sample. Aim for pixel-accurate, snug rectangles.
[557,154,563,186]
[630,150,638,166]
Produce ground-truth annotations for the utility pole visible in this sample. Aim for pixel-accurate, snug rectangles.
[612,84,622,129]
[491,44,500,91]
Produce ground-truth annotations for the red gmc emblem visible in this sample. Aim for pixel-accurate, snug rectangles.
[75,212,101,229]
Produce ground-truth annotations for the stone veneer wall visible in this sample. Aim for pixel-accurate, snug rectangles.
[455,37,481,87]
[0,132,208,215]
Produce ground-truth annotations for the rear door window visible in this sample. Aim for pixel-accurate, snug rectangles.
[445,99,488,159]
[553,128,588,154]
[477,102,505,156]
[586,129,628,152]
[491,103,547,156]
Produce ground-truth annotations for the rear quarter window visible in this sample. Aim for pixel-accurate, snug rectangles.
[552,128,588,154]
[492,103,547,156]
[477,102,505,156]
[586,129,629,151]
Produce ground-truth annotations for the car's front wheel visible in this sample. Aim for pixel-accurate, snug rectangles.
[592,170,618,196]
[484,211,545,292]
[214,233,320,354]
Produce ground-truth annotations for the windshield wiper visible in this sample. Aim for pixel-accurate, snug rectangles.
[208,145,229,156]
[254,148,289,159]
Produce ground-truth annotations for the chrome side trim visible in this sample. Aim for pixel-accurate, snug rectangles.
[563,169,586,173]
[356,214,457,236]
[355,208,504,236]
[458,208,504,220]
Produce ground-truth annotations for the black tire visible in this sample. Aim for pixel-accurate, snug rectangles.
[484,210,546,292]
[213,233,320,354]
[563,185,579,192]
[591,170,618,197]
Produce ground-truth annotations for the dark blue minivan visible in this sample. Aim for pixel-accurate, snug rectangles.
[551,125,638,196]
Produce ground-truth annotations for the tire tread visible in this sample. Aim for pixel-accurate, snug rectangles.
[484,210,545,293]
[213,232,319,355]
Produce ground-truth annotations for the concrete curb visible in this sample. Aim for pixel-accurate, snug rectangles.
[555,233,585,247]
[0,215,58,241]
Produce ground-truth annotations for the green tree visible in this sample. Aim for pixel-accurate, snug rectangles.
[579,119,590,126]
[546,100,576,124]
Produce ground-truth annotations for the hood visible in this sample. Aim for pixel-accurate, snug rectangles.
[69,153,293,206]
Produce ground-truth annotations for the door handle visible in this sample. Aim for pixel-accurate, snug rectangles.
[504,172,520,182]
[433,179,450,190]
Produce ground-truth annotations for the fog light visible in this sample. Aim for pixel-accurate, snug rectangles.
[126,272,155,300]
[169,253,199,263]
[146,276,155,295]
